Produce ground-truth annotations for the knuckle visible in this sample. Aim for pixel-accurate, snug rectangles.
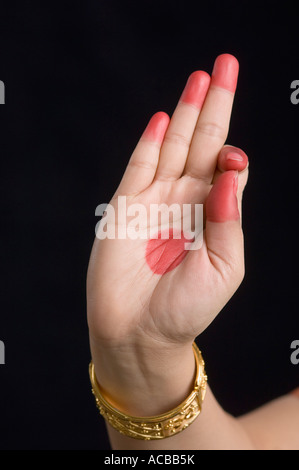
[128,159,156,171]
[163,131,190,149]
[195,120,227,140]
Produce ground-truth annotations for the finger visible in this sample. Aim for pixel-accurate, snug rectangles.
[155,71,210,181]
[185,171,244,305]
[216,145,248,173]
[115,112,170,196]
[204,171,244,287]
[213,145,249,220]
[184,54,239,182]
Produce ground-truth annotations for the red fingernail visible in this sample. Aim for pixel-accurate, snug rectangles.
[180,71,210,109]
[211,54,239,93]
[143,112,170,144]
[223,150,248,171]
[226,152,244,162]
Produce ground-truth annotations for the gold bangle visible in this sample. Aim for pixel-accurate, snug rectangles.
[89,342,207,440]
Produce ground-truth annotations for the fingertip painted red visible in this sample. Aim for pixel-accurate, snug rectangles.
[211,54,239,93]
[142,112,170,145]
[206,170,240,223]
[180,70,211,109]
[225,151,248,171]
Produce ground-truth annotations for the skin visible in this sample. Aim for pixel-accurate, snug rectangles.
[145,229,192,275]
[87,54,299,450]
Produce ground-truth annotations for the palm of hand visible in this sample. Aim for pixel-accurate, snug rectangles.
[87,54,248,347]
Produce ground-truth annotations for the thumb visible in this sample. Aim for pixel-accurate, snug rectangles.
[205,170,244,285]
[213,145,249,223]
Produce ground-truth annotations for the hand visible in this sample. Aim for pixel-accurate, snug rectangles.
[87,53,248,344]
[86,54,249,416]
[86,55,299,452]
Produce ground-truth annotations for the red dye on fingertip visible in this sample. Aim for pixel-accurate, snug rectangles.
[142,112,170,145]
[146,229,192,275]
[225,152,247,172]
[180,71,210,109]
[219,148,248,172]
[211,54,239,93]
[206,171,240,223]
[233,171,238,195]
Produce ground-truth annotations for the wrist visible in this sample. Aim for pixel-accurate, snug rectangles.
[89,334,196,416]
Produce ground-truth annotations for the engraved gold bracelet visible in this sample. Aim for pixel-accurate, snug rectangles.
[89,342,207,440]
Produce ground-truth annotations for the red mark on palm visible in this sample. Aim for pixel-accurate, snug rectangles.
[146,229,193,275]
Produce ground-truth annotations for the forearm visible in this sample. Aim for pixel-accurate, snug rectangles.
[238,392,299,450]
[89,336,255,450]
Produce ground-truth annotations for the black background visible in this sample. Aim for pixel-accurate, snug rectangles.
[0,1,298,450]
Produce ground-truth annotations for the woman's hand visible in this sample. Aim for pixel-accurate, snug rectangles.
[86,54,249,418]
